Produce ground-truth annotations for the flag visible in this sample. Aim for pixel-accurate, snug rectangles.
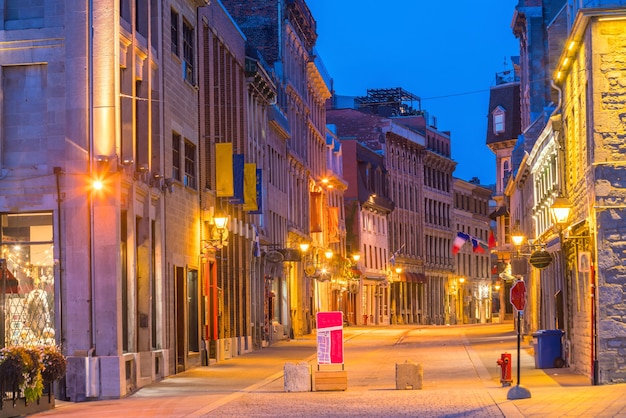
[248,169,263,215]
[251,224,261,257]
[243,163,258,211]
[488,228,496,249]
[216,143,234,197]
[310,191,323,233]
[327,207,339,243]
[231,154,245,203]
[452,232,469,255]
[389,243,405,266]
[471,237,486,254]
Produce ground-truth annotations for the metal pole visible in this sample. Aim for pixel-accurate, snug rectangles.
[1,259,5,348]
[517,310,522,385]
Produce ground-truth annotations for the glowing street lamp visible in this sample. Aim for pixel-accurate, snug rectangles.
[550,196,572,226]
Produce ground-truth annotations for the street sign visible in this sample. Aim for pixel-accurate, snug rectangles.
[510,280,526,311]
[529,249,553,269]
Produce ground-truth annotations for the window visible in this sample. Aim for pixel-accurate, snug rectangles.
[171,9,179,56]
[172,133,181,181]
[1,212,55,347]
[184,141,196,189]
[182,20,194,84]
[493,106,506,134]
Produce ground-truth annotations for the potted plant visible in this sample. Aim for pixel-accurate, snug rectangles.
[0,346,43,403]
[0,345,66,415]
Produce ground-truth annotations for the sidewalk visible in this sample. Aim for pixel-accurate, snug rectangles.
[25,324,626,417]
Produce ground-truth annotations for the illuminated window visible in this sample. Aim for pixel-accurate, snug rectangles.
[1,212,55,347]
[492,106,506,134]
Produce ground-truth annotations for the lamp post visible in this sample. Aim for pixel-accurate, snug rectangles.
[549,195,572,340]
[203,209,230,363]
[458,277,465,324]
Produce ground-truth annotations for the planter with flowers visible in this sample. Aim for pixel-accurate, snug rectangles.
[0,345,66,417]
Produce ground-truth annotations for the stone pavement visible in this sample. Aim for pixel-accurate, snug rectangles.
[25,323,626,417]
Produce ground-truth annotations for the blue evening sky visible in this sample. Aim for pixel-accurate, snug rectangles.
[308,1,520,186]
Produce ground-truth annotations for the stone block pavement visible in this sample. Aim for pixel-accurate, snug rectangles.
[25,323,626,417]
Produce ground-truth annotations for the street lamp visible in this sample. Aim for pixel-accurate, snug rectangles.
[550,195,572,333]
[213,211,228,231]
[550,196,572,226]
[202,210,229,250]
[511,222,525,247]
[458,277,466,324]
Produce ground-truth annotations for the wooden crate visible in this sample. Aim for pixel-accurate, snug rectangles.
[312,369,348,391]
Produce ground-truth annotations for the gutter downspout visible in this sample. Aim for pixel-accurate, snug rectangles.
[53,167,64,343]
[88,0,96,357]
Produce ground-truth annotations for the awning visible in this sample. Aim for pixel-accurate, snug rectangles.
[399,272,427,283]
[489,206,508,220]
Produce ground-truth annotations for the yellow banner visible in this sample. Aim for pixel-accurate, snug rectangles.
[216,143,233,197]
[243,163,258,212]
[327,206,339,243]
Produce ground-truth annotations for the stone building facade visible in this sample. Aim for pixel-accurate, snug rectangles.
[0,0,217,400]
[553,7,626,384]
[506,0,626,384]
[451,178,494,325]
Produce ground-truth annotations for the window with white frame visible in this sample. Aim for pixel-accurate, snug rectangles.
[493,106,506,134]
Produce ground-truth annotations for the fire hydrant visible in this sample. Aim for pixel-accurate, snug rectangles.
[496,352,512,387]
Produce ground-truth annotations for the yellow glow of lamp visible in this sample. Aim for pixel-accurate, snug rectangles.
[299,243,310,253]
[213,212,228,231]
[550,196,572,226]
[352,254,360,263]
[325,249,333,259]
[511,223,525,247]
[92,178,104,191]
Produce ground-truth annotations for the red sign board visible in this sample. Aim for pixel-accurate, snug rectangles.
[316,311,344,364]
[510,280,526,311]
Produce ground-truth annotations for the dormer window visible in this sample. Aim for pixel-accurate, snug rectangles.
[493,106,506,134]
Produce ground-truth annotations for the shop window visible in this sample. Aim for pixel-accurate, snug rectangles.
[1,212,55,348]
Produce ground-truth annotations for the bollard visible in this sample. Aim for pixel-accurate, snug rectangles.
[395,361,423,390]
[283,362,311,392]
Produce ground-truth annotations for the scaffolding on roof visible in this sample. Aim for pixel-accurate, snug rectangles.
[355,87,422,116]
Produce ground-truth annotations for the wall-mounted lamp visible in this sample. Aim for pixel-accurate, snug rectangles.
[162,178,174,194]
[511,222,525,247]
[120,158,134,167]
[202,210,229,251]
[550,195,572,226]
[325,249,334,260]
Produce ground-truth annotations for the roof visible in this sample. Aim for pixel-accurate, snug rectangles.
[486,82,521,146]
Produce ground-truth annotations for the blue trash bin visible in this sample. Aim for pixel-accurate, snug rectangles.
[532,329,564,368]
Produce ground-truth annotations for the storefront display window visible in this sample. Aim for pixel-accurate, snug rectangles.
[0,212,55,348]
